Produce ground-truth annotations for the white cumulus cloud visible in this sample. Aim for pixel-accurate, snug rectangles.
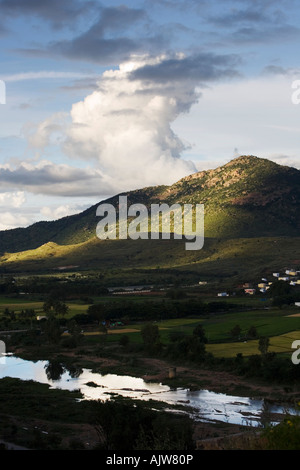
[62,54,199,193]
[17,52,241,197]
[0,212,30,231]
[0,191,26,208]
[40,204,82,220]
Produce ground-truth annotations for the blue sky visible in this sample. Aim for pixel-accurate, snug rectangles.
[1,0,300,230]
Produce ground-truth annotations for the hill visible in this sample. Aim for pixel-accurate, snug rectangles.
[0,155,299,279]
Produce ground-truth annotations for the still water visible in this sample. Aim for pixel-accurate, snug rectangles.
[0,355,298,427]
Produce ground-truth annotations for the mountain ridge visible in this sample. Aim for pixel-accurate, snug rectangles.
[0,155,299,257]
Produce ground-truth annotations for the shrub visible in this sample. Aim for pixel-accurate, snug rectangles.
[263,414,300,450]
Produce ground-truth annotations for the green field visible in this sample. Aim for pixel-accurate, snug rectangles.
[82,304,300,357]
[0,297,91,318]
[206,331,300,358]
[1,293,300,359]
[103,306,300,355]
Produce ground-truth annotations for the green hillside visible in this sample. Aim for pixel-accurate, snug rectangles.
[0,155,299,278]
[0,235,299,284]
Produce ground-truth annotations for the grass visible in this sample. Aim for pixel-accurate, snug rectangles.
[0,377,84,420]
[1,236,300,290]
[0,301,43,311]
[82,306,300,355]
[203,308,300,343]
[1,292,299,360]
[134,306,299,353]
[206,331,300,358]
[0,298,91,319]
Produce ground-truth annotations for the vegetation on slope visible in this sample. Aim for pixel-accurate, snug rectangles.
[0,155,299,277]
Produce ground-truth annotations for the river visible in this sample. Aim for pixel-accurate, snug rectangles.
[0,355,298,427]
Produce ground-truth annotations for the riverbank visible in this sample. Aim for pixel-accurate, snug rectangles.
[2,347,300,450]
[12,342,300,403]
[5,335,299,451]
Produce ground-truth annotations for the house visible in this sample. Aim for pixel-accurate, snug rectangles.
[102,319,124,328]
[258,283,267,288]
[286,270,297,276]
[244,288,256,295]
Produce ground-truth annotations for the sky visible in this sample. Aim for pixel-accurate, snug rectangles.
[1,0,300,230]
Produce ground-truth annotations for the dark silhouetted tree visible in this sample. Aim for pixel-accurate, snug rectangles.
[259,336,270,355]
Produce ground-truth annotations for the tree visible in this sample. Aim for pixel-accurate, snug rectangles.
[42,318,62,344]
[55,302,69,317]
[181,335,206,362]
[87,303,105,323]
[193,324,208,343]
[43,297,69,318]
[230,324,242,339]
[247,326,258,339]
[43,298,54,316]
[64,319,83,347]
[141,323,161,354]
[268,280,292,297]
[258,336,270,355]
[3,308,9,316]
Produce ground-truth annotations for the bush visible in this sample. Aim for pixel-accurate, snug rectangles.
[263,414,300,449]
[92,399,195,450]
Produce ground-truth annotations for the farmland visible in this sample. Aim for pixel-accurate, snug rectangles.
[0,278,300,451]
[1,286,299,360]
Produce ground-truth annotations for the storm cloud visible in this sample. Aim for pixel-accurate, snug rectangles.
[129,52,241,84]
[50,6,164,64]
